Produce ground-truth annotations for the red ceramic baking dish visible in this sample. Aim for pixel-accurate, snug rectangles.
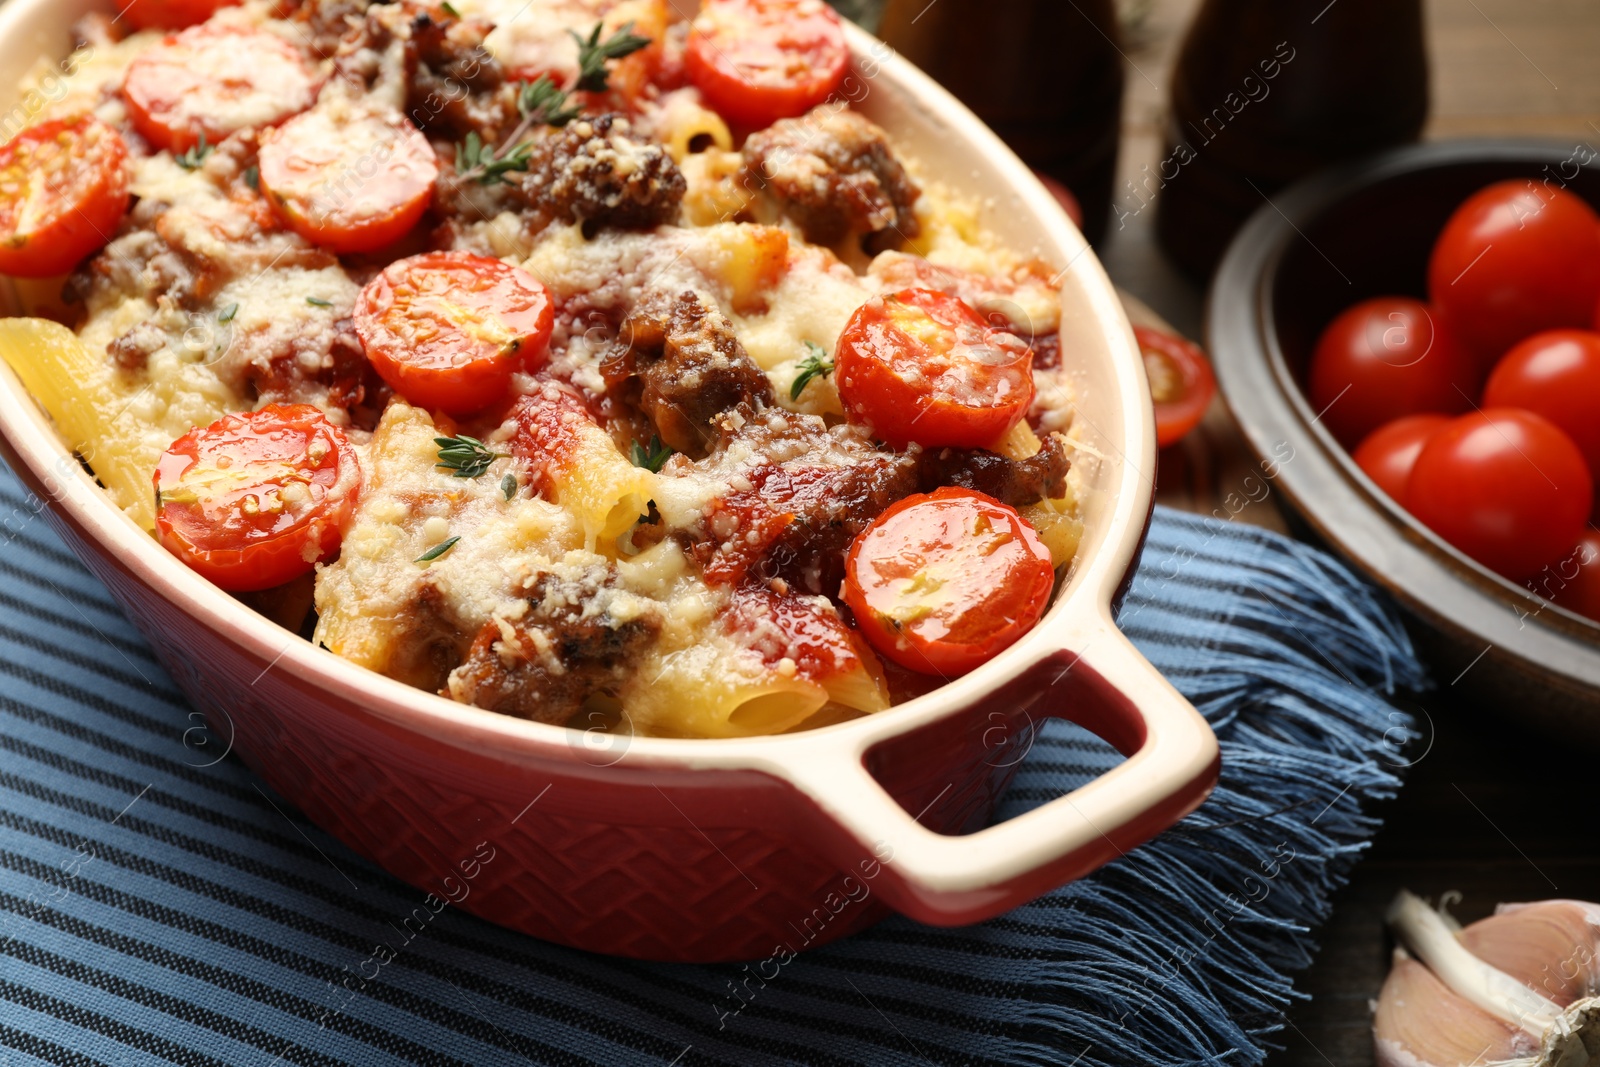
[0,0,1219,962]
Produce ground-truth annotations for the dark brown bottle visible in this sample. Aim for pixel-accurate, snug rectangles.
[1155,0,1429,279]
[877,0,1126,246]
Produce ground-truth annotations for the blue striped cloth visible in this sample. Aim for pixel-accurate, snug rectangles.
[0,469,1426,1067]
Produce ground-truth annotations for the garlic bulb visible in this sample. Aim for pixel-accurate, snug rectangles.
[1374,890,1600,1067]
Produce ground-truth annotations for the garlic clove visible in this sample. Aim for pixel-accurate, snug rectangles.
[1374,952,1536,1067]
[1463,902,1600,1008]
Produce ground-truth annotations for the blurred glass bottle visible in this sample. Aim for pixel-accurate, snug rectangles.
[877,0,1126,245]
[1155,0,1429,279]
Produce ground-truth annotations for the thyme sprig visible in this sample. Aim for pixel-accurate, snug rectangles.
[790,341,834,401]
[435,434,509,479]
[452,21,650,184]
[416,536,461,564]
[571,21,651,93]
[176,134,214,171]
[629,435,673,473]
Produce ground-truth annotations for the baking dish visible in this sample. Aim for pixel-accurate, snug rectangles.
[0,0,1219,962]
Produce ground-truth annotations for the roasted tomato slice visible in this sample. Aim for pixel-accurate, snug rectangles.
[1135,326,1216,448]
[0,116,131,278]
[116,0,241,30]
[844,487,1056,676]
[685,0,850,129]
[836,288,1035,449]
[353,251,555,416]
[122,25,321,153]
[259,105,438,254]
[154,404,361,592]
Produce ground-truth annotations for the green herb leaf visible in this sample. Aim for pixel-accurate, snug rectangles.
[218,302,239,324]
[243,164,259,190]
[434,434,508,479]
[415,536,461,564]
[454,129,536,185]
[175,133,213,171]
[439,0,461,16]
[570,20,651,94]
[307,296,333,308]
[501,472,518,500]
[518,74,581,128]
[629,435,673,473]
[790,340,834,401]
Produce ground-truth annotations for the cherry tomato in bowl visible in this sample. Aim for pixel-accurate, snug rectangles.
[1351,413,1450,503]
[353,251,555,417]
[122,25,321,153]
[843,487,1056,677]
[1482,329,1600,481]
[835,288,1035,449]
[154,405,362,592]
[1553,530,1600,624]
[1306,297,1474,449]
[1135,326,1216,448]
[685,0,850,129]
[0,115,130,278]
[1427,181,1600,367]
[259,105,438,254]
[1405,408,1592,582]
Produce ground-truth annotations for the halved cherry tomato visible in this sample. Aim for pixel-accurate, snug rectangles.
[115,0,240,30]
[122,25,320,153]
[685,0,849,129]
[154,404,361,592]
[1352,413,1449,503]
[836,288,1035,449]
[1306,297,1475,449]
[1427,181,1600,367]
[0,116,131,277]
[1406,408,1592,582]
[843,487,1055,676]
[1135,325,1216,448]
[1553,530,1600,622]
[259,105,438,254]
[1483,329,1600,481]
[353,251,554,416]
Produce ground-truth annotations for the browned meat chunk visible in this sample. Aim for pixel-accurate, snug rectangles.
[916,432,1072,507]
[406,7,515,141]
[287,0,373,59]
[709,456,920,596]
[446,563,661,726]
[742,107,921,252]
[606,290,774,456]
[509,113,685,233]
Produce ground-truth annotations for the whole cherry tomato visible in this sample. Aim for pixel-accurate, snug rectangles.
[0,116,130,277]
[1483,329,1600,481]
[835,288,1035,449]
[1427,181,1600,366]
[258,105,438,254]
[1307,297,1474,449]
[843,487,1055,676]
[1136,326,1216,448]
[1406,408,1592,582]
[155,405,361,592]
[354,252,554,416]
[122,25,321,153]
[685,0,850,129]
[1552,530,1600,623]
[1352,413,1450,503]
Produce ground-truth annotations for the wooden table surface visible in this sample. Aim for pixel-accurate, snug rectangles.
[1100,2,1600,1063]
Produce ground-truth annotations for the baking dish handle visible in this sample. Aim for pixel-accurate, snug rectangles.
[778,618,1219,927]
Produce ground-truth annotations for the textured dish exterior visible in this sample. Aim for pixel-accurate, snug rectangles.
[0,0,1218,960]
[1210,140,1600,741]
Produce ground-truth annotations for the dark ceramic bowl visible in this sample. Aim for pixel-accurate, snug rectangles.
[1209,139,1600,736]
